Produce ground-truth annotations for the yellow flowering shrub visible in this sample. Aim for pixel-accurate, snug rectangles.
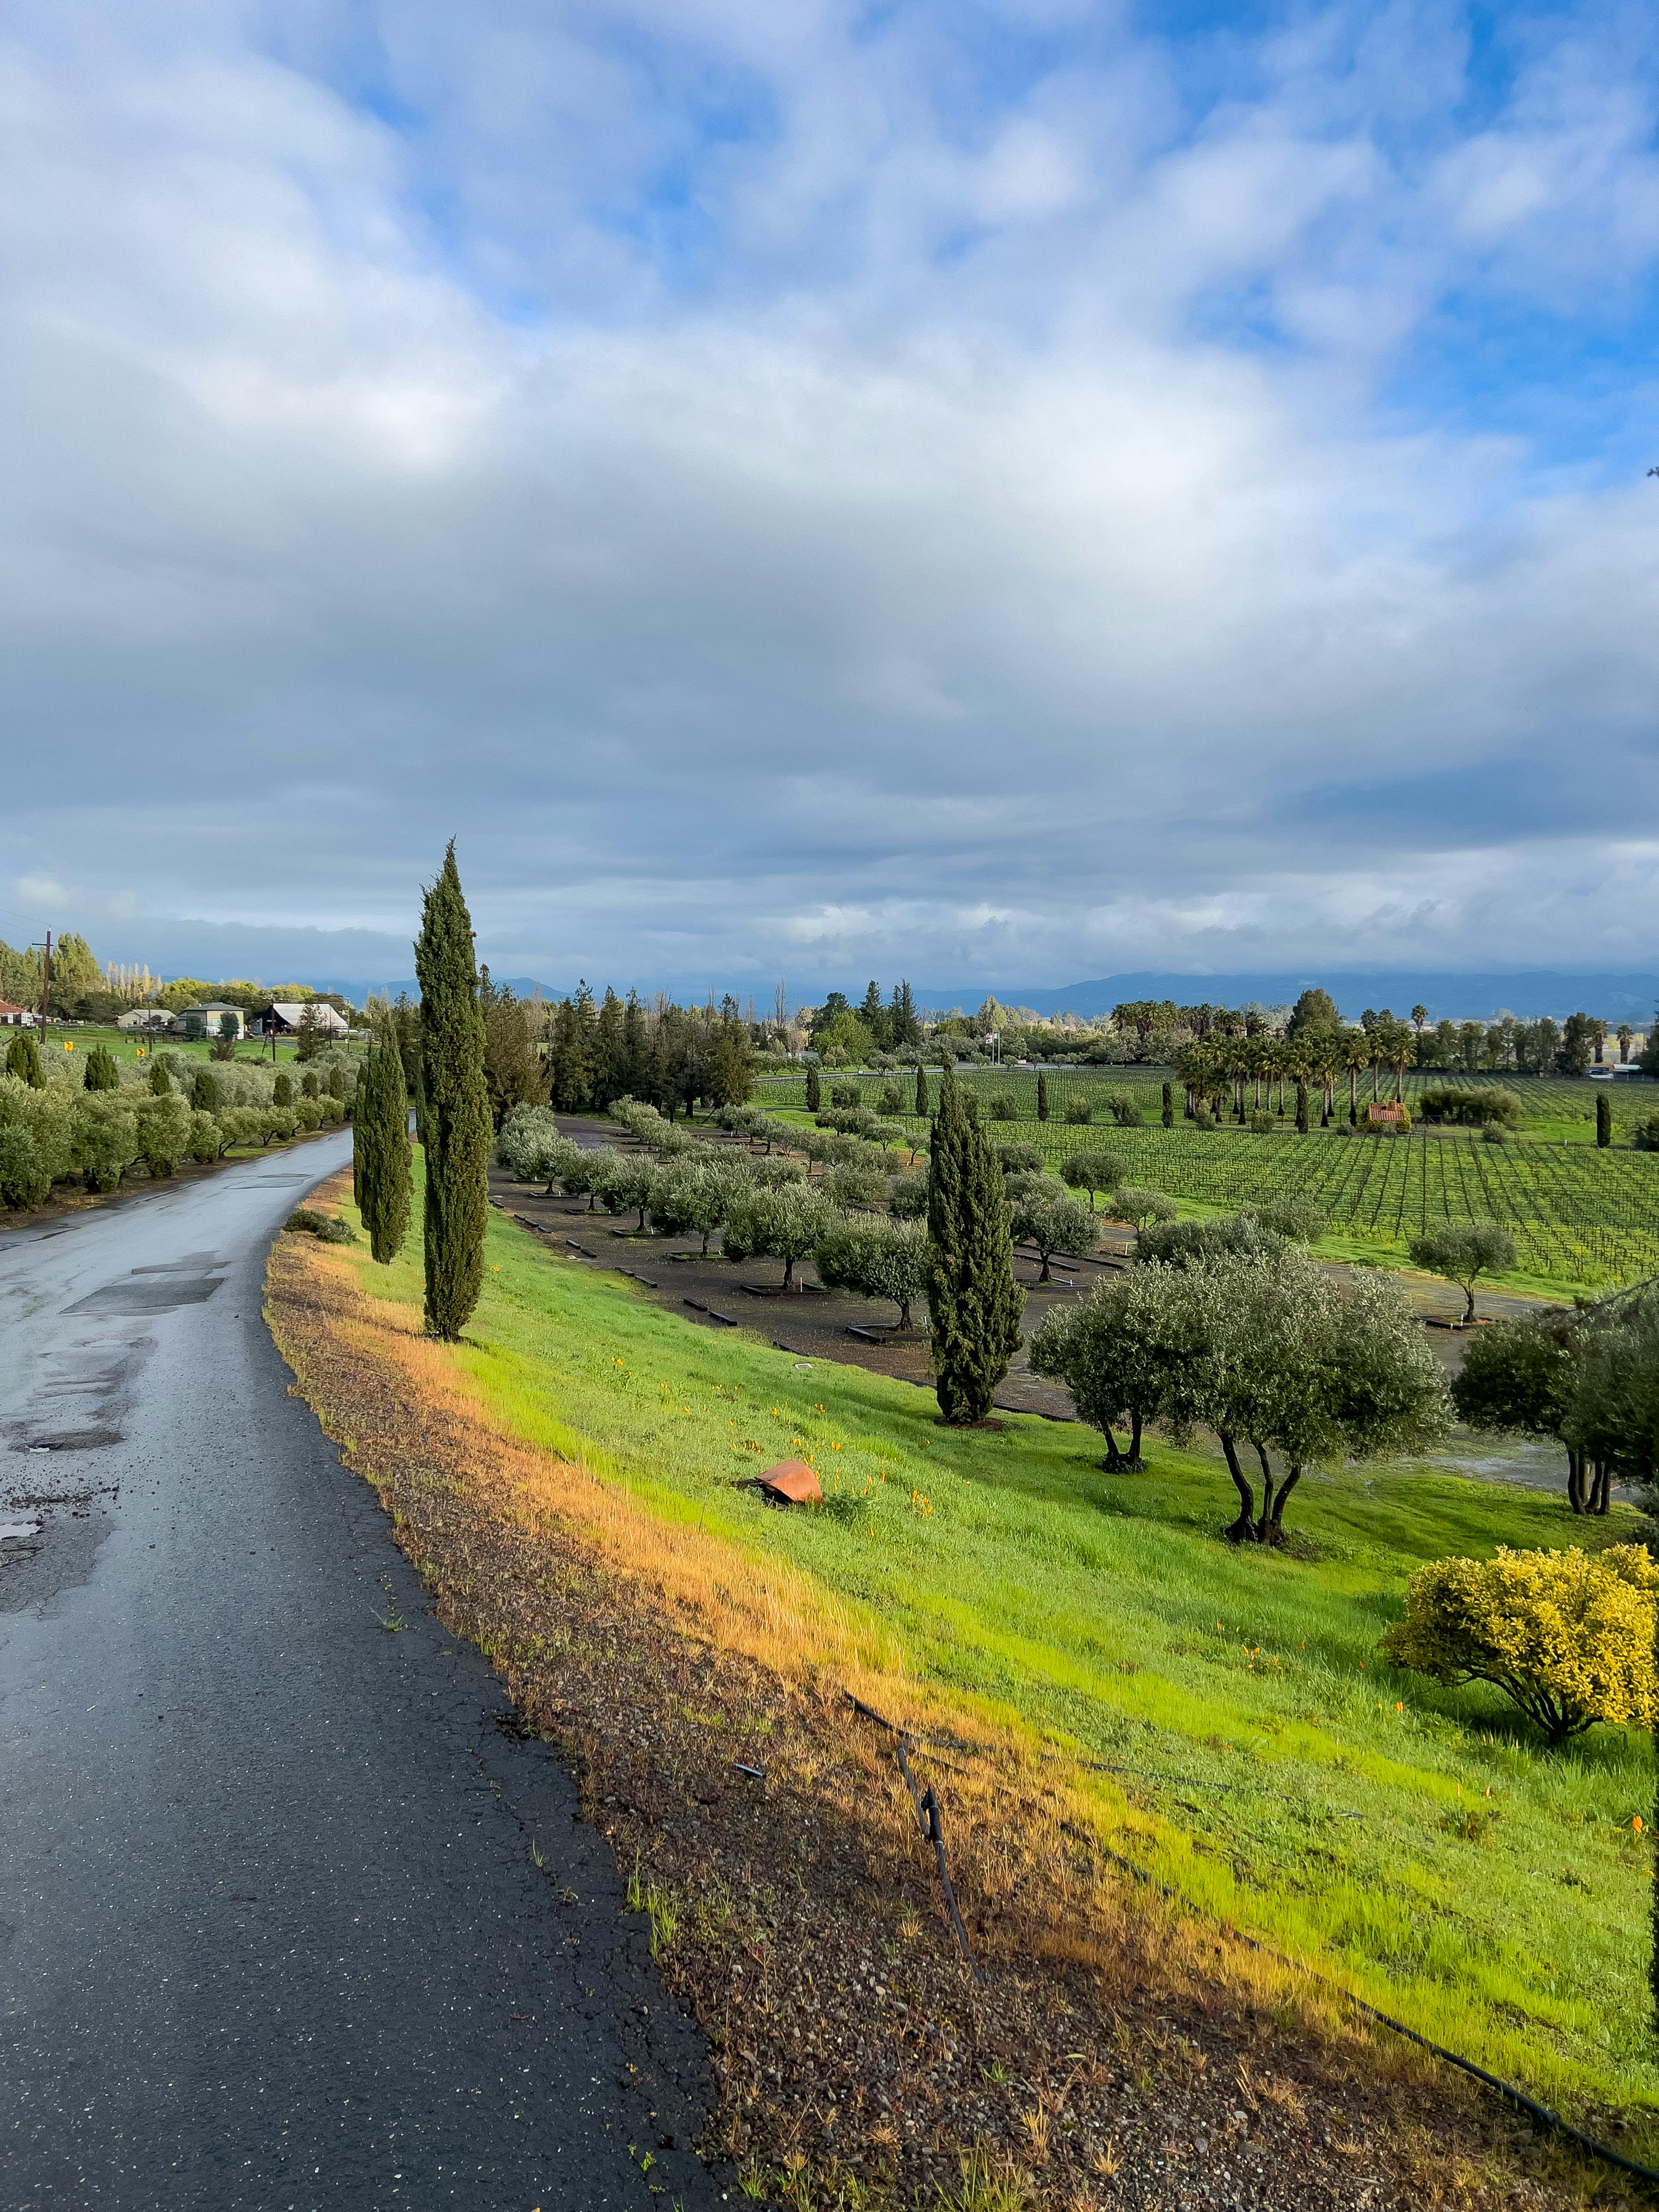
[1380,1544,1659,1747]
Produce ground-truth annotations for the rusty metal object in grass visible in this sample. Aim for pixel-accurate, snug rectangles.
[755,1460,823,1506]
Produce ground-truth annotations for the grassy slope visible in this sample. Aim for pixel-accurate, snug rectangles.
[335,1165,1656,2131]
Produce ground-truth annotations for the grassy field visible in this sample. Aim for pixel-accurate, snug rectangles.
[29,1021,341,1069]
[329,1167,1658,2136]
[758,1081,1659,1289]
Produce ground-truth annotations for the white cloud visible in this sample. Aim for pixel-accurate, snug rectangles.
[15,876,68,909]
[2,2,1658,990]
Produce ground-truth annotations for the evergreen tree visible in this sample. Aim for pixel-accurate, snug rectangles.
[416,842,491,1339]
[328,1065,347,1101]
[889,979,921,1050]
[926,1067,1024,1425]
[1597,1090,1612,1148]
[620,991,652,1102]
[301,1071,320,1100]
[149,1059,171,1097]
[592,987,625,1107]
[805,1063,821,1112]
[272,1072,293,1106]
[1036,1071,1048,1123]
[1295,1080,1309,1133]
[192,1067,220,1113]
[1162,1081,1174,1129]
[83,1045,119,1091]
[359,1027,412,1264]
[710,1016,753,1106]
[6,1030,43,1088]
[914,1062,930,1117]
[479,967,547,1129]
[859,979,892,1051]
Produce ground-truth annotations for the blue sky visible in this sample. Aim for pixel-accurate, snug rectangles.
[3,0,1659,997]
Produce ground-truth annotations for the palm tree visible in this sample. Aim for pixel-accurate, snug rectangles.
[1343,1031,1370,1124]
[1388,1020,1413,1103]
[1619,1022,1635,1065]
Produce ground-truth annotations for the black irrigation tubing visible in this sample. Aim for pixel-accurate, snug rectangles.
[1088,1835,1659,2194]
[844,1694,985,1982]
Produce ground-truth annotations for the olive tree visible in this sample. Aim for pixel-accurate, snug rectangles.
[651,1158,749,1255]
[815,1215,930,1328]
[1407,1222,1516,1326]
[1059,1149,1126,1211]
[722,1182,837,1290]
[888,1171,928,1219]
[825,1158,889,1212]
[1010,1181,1099,1281]
[1111,1187,1176,1230]
[598,1153,659,1230]
[1452,1315,1596,1510]
[497,1107,583,1195]
[1030,1263,1190,1469]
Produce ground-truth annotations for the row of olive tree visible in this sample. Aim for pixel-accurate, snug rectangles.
[1030,1238,1449,1543]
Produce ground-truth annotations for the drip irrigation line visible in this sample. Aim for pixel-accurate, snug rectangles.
[846,1697,1653,2184]
[844,1693,984,1981]
[1088,1834,1659,2193]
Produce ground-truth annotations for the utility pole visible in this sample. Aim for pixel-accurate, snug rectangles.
[29,932,52,1038]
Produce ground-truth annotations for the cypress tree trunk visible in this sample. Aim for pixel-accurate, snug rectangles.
[416,843,490,1338]
[1036,1071,1048,1122]
[360,1033,411,1264]
[914,1064,930,1117]
[925,1067,1024,1425]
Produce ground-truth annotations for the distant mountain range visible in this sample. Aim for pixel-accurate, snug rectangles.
[916,971,1659,1025]
[299,967,1659,1026]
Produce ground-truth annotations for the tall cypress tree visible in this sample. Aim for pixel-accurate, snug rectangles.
[359,1028,412,1264]
[1036,1070,1048,1123]
[416,842,490,1339]
[805,1062,821,1112]
[925,1067,1024,1425]
[1161,1081,1174,1128]
[6,1030,43,1088]
[1597,1090,1612,1148]
[914,1063,930,1117]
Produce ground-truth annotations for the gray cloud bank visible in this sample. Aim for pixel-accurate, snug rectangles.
[4,4,1659,996]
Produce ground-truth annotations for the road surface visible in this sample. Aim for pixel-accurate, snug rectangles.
[0,1138,716,2210]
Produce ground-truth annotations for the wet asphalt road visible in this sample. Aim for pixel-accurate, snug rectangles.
[0,1138,718,2211]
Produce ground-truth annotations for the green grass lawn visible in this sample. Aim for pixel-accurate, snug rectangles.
[335,1170,1658,2134]
[34,1021,344,1069]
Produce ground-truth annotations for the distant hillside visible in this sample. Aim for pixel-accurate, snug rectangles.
[917,971,1659,1025]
